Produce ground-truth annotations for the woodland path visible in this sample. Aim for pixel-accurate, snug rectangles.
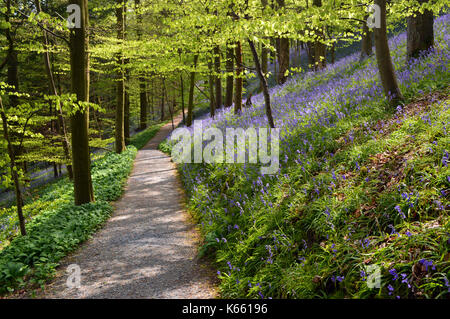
[38,114,217,299]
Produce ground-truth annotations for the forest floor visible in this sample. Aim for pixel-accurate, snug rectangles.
[31,114,217,299]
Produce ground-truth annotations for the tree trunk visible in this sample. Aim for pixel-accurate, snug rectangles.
[180,73,186,123]
[135,0,148,130]
[186,54,198,127]
[69,0,94,205]
[125,85,130,144]
[407,0,434,61]
[0,97,26,235]
[374,0,404,107]
[225,45,234,108]
[208,56,216,118]
[312,0,326,71]
[277,37,289,84]
[214,46,222,109]
[234,41,243,115]
[276,0,289,84]
[115,0,126,153]
[248,40,275,128]
[160,79,165,122]
[261,0,269,91]
[261,44,269,91]
[124,7,130,144]
[361,17,373,60]
[5,1,19,108]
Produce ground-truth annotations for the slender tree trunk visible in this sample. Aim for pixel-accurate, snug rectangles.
[0,97,26,235]
[125,84,130,144]
[312,0,326,71]
[361,17,373,60]
[214,46,222,109]
[5,0,19,108]
[135,0,148,130]
[123,7,130,144]
[374,0,404,107]
[186,54,198,127]
[225,45,234,108]
[261,0,269,91]
[115,0,126,153]
[407,0,434,61]
[68,0,94,205]
[208,56,216,118]
[248,40,275,128]
[277,37,289,83]
[276,0,289,84]
[160,79,165,122]
[234,41,243,115]
[261,44,269,91]
[150,78,155,121]
[180,73,186,123]
[306,42,315,70]
[163,79,175,130]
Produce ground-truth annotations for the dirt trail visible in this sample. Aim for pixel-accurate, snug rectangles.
[38,114,217,299]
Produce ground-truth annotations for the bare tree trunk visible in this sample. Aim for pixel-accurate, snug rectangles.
[5,0,19,108]
[374,0,404,107]
[135,0,148,130]
[208,56,216,118]
[225,45,234,108]
[115,0,126,153]
[248,40,275,128]
[312,0,326,71]
[261,44,269,91]
[214,46,222,109]
[180,73,186,123]
[361,17,373,60]
[275,0,289,84]
[407,0,434,61]
[186,54,198,127]
[163,79,175,130]
[234,41,243,115]
[0,97,26,235]
[160,79,165,122]
[69,0,95,205]
[261,0,269,91]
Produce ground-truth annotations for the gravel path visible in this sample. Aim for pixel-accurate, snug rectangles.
[38,115,217,299]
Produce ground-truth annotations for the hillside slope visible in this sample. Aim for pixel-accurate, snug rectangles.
[163,14,450,299]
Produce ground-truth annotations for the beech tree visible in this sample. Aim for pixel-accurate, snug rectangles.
[407,0,434,61]
[374,0,404,107]
[69,0,94,205]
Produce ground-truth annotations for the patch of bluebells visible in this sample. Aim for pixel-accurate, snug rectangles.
[166,15,450,298]
[419,259,436,272]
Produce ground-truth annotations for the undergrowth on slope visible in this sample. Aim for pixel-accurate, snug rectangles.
[163,15,450,299]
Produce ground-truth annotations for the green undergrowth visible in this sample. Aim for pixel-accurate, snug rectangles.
[0,146,137,294]
[169,38,450,298]
[193,92,449,299]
